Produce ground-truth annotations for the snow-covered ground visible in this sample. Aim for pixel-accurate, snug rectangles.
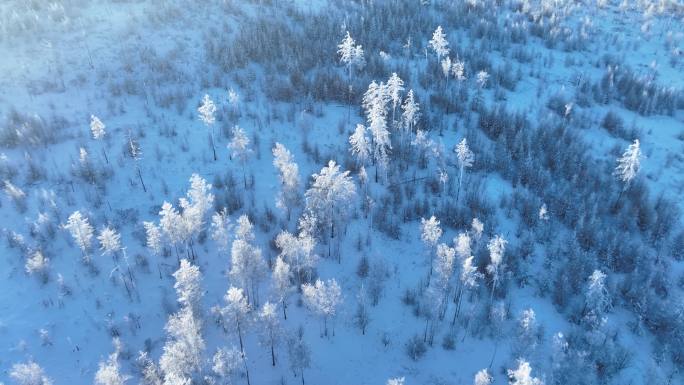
[1,1,683,384]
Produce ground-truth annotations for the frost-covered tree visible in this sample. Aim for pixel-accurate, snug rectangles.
[452,59,466,82]
[182,174,214,237]
[173,259,202,314]
[159,307,205,385]
[338,31,365,85]
[10,361,52,385]
[126,131,146,192]
[25,250,49,281]
[228,125,252,189]
[539,204,549,221]
[476,70,489,88]
[454,138,474,202]
[401,89,420,139]
[230,215,267,306]
[272,256,294,319]
[486,234,507,303]
[614,139,642,189]
[159,202,184,254]
[386,72,404,125]
[4,180,26,212]
[304,160,356,257]
[301,278,342,337]
[210,208,232,253]
[137,352,162,385]
[90,114,106,140]
[157,260,205,384]
[211,346,242,384]
[387,377,405,385]
[433,243,456,318]
[429,26,449,60]
[454,232,471,260]
[98,226,121,259]
[421,216,442,249]
[363,81,392,180]
[259,301,281,366]
[287,329,311,385]
[338,31,365,121]
[95,338,129,385]
[228,88,240,115]
[157,174,214,261]
[473,369,492,385]
[515,308,540,357]
[508,359,543,385]
[353,284,370,335]
[64,211,94,263]
[420,216,442,273]
[143,221,163,256]
[198,94,218,161]
[584,270,611,329]
[275,222,319,284]
[219,286,251,353]
[272,143,301,219]
[349,124,371,167]
[90,114,109,163]
[454,255,482,325]
[471,218,484,249]
[441,57,452,84]
[412,129,437,169]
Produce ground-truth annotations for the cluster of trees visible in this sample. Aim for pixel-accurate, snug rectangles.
[3,0,684,384]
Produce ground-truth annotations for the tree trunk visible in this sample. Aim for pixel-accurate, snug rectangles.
[282,299,288,320]
[137,167,147,192]
[271,336,276,366]
[237,321,244,353]
[243,353,251,385]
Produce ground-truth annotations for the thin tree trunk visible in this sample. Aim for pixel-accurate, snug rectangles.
[243,353,251,385]
[270,332,276,366]
[282,299,288,320]
[237,321,244,353]
[210,131,217,161]
[137,167,147,192]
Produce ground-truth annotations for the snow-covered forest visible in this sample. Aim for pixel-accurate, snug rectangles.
[1,0,684,384]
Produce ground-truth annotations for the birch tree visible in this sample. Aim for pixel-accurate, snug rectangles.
[420,216,442,277]
[258,301,281,366]
[272,256,294,319]
[486,235,507,305]
[272,143,301,219]
[230,215,267,306]
[98,226,121,260]
[454,138,474,202]
[429,26,449,61]
[338,31,365,124]
[301,278,343,337]
[10,361,53,385]
[614,139,643,203]
[473,369,492,385]
[64,211,94,263]
[219,286,251,354]
[304,160,356,259]
[228,125,252,189]
[198,94,218,161]
[349,124,371,167]
[173,259,203,315]
[508,360,543,385]
[95,338,129,385]
[386,73,404,126]
[90,114,109,163]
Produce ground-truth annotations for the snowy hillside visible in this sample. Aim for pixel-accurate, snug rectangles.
[1,1,684,385]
